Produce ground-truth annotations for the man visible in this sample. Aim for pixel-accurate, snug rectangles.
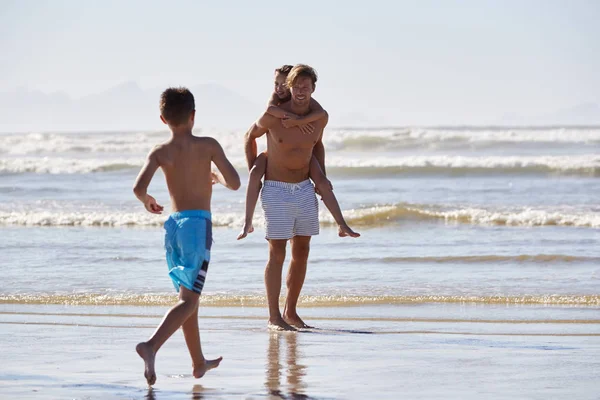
[244,64,327,331]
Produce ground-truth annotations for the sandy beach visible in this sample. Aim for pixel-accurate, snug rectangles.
[1,301,599,399]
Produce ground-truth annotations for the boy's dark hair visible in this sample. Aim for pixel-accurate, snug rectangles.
[159,87,195,126]
[275,65,293,75]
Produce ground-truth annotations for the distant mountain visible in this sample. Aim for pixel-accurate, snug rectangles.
[499,102,600,126]
[0,82,263,132]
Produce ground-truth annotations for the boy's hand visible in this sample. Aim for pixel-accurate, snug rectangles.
[299,123,315,135]
[281,114,299,128]
[211,171,219,185]
[144,195,164,214]
[211,171,225,186]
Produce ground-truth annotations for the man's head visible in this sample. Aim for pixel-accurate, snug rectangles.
[286,64,317,106]
[159,87,195,128]
[274,65,293,99]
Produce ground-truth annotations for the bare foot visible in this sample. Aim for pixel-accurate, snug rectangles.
[283,313,313,329]
[268,317,297,332]
[338,224,360,238]
[192,357,223,378]
[236,223,254,240]
[136,342,156,386]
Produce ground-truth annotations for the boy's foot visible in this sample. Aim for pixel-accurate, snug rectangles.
[236,223,254,240]
[338,224,360,238]
[283,312,313,329]
[268,317,297,332]
[136,342,157,386]
[192,357,223,379]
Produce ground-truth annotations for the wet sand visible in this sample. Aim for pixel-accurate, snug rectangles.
[1,303,599,400]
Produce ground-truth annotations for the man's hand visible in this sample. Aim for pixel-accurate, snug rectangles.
[143,194,164,214]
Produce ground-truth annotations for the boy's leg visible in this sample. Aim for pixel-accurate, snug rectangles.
[181,304,222,378]
[136,286,200,385]
[309,158,360,238]
[238,153,267,240]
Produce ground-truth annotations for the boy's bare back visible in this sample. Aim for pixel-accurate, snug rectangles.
[154,136,217,212]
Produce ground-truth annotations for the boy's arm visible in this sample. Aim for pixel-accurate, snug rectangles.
[133,147,164,214]
[209,139,241,191]
[282,98,328,128]
[312,115,328,176]
[266,92,297,119]
[244,113,271,170]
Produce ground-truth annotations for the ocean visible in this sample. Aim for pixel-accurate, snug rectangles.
[1,126,599,399]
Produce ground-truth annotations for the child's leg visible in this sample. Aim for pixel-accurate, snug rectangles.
[136,286,201,385]
[181,304,222,378]
[309,157,360,238]
[238,152,267,240]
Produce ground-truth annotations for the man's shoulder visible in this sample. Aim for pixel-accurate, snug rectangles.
[257,112,279,129]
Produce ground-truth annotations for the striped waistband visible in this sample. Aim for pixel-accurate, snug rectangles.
[169,210,212,220]
[264,179,312,189]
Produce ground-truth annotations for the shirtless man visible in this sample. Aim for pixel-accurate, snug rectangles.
[244,64,327,331]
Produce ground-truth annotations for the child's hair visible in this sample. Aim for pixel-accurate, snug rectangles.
[275,65,293,75]
[159,87,195,126]
[286,64,318,88]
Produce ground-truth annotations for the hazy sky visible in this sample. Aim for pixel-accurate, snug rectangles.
[1,0,599,125]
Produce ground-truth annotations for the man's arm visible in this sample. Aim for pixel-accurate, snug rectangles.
[312,115,328,176]
[133,146,164,214]
[244,113,271,170]
[209,138,241,191]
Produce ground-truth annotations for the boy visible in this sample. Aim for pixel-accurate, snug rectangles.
[237,65,359,240]
[133,87,240,386]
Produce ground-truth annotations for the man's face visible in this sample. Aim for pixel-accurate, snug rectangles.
[274,72,290,99]
[290,76,314,106]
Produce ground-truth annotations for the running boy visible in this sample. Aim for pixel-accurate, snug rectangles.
[133,87,240,386]
[237,65,359,240]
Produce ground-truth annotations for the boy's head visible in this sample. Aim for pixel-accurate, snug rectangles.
[286,64,317,106]
[159,87,195,128]
[274,65,293,99]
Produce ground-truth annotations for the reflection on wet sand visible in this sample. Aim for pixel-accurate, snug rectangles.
[265,333,314,399]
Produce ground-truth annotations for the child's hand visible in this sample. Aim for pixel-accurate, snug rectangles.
[144,195,164,214]
[299,123,315,135]
[281,115,299,128]
[211,171,222,185]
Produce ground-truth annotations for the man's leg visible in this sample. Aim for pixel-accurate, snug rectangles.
[181,304,222,378]
[266,239,296,331]
[283,235,311,328]
[136,286,200,386]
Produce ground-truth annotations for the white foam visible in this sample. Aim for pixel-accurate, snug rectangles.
[2,204,598,229]
[0,210,244,227]
[1,154,598,175]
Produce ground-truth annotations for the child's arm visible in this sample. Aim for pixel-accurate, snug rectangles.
[133,146,164,214]
[312,114,328,177]
[281,98,328,134]
[209,138,241,191]
[266,92,296,119]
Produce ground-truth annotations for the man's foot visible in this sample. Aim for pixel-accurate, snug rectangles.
[236,223,254,240]
[268,317,297,331]
[192,357,223,379]
[136,342,156,386]
[338,224,360,238]
[283,312,313,329]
